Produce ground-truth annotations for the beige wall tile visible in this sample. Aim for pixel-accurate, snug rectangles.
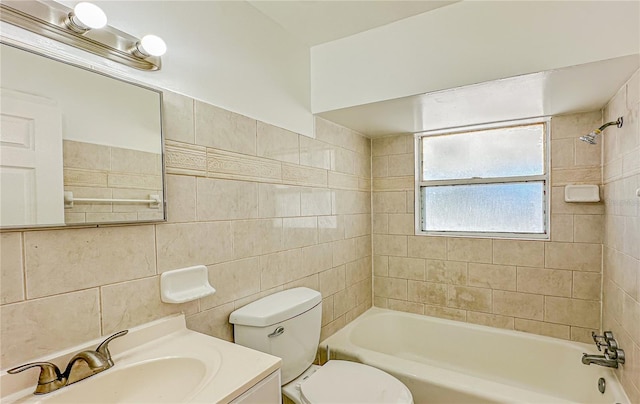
[493,240,544,267]
[514,318,570,340]
[283,217,318,249]
[285,274,320,292]
[303,243,334,275]
[448,237,492,263]
[388,154,414,176]
[101,276,198,334]
[259,183,301,218]
[195,101,256,155]
[575,137,602,167]
[299,136,332,170]
[196,178,258,220]
[373,235,407,257]
[162,91,195,144]
[550,139,574,169]
[388,257,425,280]
[201,258,261,310]
[233,218,282,259]
[332,238,356,267]
[64,168,108,187]
[516,267,572,297]
[493,290,544,320]
[552,167,602,186]
[319,266,346,297]
[186,303,235,342]
[373,213,389,234]
[355,234,372,260]
[111,147,160,176]
[346,257,371,287]
[25,226,156,298]
[466,312,514,330]
[372,176,414,191]
[372,156,388,177]
[388,299,423,315]
[388,213,414,235]
[545,242,602,272]
[426,260,467,285]
[328,172,359,190]
[345,214,372,238]
[574,215,604,243]
[1,232,24,304]
[572,271,601,300]
[407,236,447,260]
[373,191,406,213]
[318,215,345,243]
[544,296,600,328]
[424,304,466,322]
[257,121,299,164]
[207,148,281,183]
[320,315,346,341]
[551,111,602,140]
[468,263,516,291]
[551,186,604,215]
[260,249,304,290]
[570,326,599,344]
[333,190,370,215]
[156,222,233,272]
[332,147,356,175]
[63,140,110,171]
[448,285,491,312]
[374,255,389,277]
[282,163,327,187]
[374,276,407,300]
[372,135,410,156]
[1,289,101,368]
[164,141,207,176]
[322,296,335,326]
[166,174,196,223]
[551,214,574,242]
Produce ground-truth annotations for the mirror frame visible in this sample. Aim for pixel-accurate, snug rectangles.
[0,38,167,230]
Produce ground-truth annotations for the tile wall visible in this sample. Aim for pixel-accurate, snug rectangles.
[602,68,640,403]
[371,111,605,343]
[63,140,164,224]
[0,93,372,370]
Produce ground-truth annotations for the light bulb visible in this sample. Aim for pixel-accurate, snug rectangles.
[137,35,167,57]
[73,2,107,29]
[66,2,107,33]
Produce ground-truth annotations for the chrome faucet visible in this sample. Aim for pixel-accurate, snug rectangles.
[7,330,128,394]
[582,331,625,369]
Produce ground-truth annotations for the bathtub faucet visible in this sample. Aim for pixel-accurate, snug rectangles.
[582,331,625,368]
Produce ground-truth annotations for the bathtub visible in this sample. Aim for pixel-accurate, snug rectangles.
[320,308,630,404]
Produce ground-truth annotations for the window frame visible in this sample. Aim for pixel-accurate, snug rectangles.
[414,117,551,240]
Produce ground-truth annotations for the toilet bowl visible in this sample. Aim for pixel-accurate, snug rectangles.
[229,287,413,404]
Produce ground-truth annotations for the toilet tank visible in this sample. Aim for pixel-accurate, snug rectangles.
[229,288,322,385]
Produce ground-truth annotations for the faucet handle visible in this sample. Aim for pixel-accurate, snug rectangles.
[96,330,128,367]
[7,362,65,394]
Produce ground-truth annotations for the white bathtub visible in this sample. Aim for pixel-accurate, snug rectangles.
[320,308,630,404]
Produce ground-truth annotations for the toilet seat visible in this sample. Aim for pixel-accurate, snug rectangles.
[300,360,413,404]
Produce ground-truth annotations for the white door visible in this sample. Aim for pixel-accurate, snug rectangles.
[0,89,64,227]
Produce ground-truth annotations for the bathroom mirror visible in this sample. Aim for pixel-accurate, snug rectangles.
[0,42,165,229]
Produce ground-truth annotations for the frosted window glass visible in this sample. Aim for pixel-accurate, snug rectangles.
[422,124,544,181]
[422,182,545,233]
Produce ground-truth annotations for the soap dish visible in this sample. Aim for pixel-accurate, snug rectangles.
[160,265,216,304]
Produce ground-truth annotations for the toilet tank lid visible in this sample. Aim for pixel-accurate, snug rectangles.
[229,287,322,327]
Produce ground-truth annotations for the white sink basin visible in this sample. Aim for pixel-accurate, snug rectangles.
[43,358,209,404]
[2,315,281,404]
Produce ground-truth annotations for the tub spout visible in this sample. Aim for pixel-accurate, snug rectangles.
[581,350,625,368]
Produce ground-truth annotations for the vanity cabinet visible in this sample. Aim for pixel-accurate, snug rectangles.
[231,370,281,403]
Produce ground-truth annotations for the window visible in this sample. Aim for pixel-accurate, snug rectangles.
[415,118,550,239]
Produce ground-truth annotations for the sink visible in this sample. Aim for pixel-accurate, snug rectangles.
[2,315,280,404]
[41,358,208,404]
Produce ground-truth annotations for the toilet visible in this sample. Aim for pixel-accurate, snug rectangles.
[229,287,413,404]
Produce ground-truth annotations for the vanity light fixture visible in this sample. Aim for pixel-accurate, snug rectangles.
[0,1,166,71]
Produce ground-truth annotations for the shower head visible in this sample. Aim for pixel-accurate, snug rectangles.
[579,117,623,145]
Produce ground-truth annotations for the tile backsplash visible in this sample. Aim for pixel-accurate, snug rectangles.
[0,93,372,369]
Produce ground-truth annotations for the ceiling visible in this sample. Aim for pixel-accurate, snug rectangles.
[247,1,457,46]
[318,55,640,137]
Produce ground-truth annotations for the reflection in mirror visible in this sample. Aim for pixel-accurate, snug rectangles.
[0,42,165,229]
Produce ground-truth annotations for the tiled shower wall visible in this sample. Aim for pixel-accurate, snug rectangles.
[0,92,372,369]
[602,69,640,403]
[372,111,605,343]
